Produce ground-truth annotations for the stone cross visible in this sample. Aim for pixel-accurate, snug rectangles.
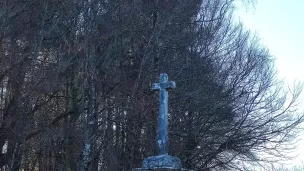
[133,73,192,170]
[152,73,176,155]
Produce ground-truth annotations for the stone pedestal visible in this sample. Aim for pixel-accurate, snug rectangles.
[133,169,191,171]
[133,155,192,171]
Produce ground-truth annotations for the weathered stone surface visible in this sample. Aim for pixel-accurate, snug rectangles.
[143,155,182,169]
[132,74,192,171]
[133,169,192,171]
[152,74,176,155]
[132,155,193,170]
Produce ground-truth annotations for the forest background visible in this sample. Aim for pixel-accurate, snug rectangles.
[0,0,303,171]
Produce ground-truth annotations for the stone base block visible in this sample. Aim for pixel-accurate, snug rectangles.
[132,155,192,171]
[133,168,192,171]
[143,155,181,169]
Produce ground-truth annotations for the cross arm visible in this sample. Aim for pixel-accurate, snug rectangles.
[152,83,160,91]
[165,81,176,90]
[151,81,176,91]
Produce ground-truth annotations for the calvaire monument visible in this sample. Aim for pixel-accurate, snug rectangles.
[133,73,192,171]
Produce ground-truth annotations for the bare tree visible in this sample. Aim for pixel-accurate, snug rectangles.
[0,0,302,171]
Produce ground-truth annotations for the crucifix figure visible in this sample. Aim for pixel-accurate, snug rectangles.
[152,73,176,155]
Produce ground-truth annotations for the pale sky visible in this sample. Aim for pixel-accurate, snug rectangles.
[237,0,304,83]
[235,0,304,167]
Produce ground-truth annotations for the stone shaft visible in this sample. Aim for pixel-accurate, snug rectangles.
[152,73,176,155]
